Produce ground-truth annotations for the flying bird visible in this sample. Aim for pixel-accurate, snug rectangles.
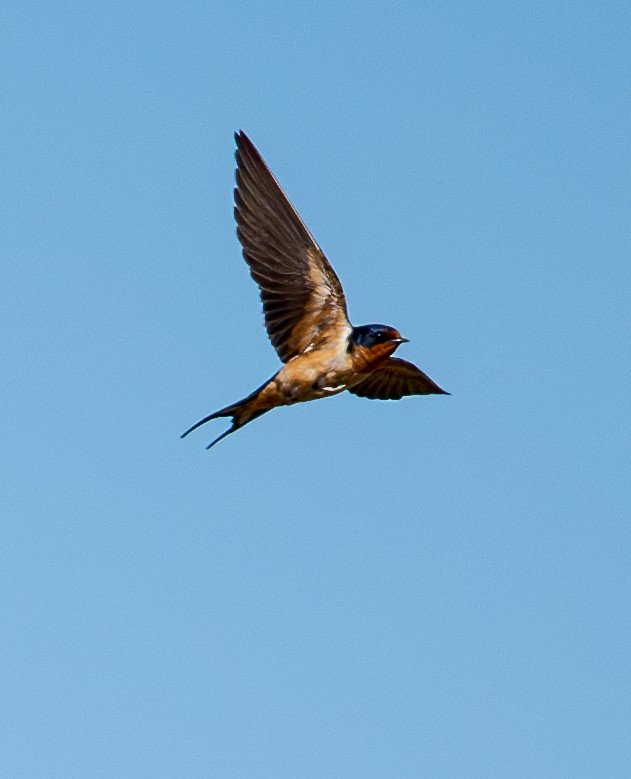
[182,131,448,449]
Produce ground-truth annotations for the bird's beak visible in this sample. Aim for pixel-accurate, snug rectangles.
[392,336,409,344]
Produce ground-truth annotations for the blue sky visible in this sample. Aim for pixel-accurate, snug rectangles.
[2,1,630,776]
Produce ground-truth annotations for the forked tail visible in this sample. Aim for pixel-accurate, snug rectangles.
[180,384,271,450]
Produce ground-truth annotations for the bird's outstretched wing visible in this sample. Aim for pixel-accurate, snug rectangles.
[348,357,449,400]
[234,131,352,363]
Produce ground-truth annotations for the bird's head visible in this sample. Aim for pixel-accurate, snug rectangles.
[351,324,409,362]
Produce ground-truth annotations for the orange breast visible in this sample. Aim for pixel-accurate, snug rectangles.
[352,342,398,372]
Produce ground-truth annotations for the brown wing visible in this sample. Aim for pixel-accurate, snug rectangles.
[349,357,449,400]
[234,131,351,363]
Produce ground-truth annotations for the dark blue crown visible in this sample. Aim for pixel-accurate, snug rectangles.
[351,324,397,347]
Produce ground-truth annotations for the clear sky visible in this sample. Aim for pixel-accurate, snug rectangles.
[2,2,630,777]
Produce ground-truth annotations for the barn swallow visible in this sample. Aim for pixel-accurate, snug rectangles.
[182,131,448,449]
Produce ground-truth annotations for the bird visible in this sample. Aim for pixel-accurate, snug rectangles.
[181,131,448,449]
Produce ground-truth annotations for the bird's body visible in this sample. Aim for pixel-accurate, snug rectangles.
[182,132,448,449]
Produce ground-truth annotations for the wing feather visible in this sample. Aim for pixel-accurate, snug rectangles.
[234,132,351,362]
[349,357,449,400]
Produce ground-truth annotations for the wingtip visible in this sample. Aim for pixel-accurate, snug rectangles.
[234,129,252,150]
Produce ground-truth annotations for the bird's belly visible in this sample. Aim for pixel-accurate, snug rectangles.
[275,351,355,403]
